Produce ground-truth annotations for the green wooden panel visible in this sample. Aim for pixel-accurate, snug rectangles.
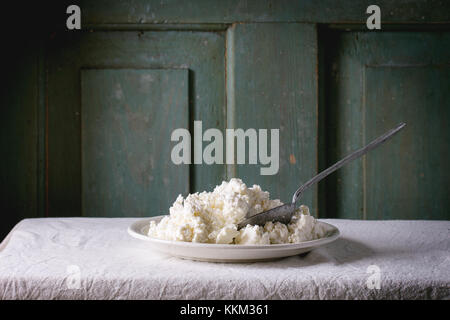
[321,31,450,220]
[81,69,189,217]
[231,23,319,217]
[365,66,450,220]
[82,0,450,24]
[47,30,226,216]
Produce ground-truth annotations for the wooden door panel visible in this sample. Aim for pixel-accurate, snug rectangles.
[322,31,450,220]
[81,69,189,217]
[47,31,225,216]
[365,66,450,219]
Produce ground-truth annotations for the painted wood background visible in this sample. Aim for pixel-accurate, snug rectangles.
[1,0,449,241]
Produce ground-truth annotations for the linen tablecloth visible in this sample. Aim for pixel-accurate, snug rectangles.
[0,218,448,299]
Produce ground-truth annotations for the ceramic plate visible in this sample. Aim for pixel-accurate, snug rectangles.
[128,215,340,262]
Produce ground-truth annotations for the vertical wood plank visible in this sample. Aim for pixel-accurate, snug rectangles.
[46,33,81,217]
[321,30,365,219]
[232,23,319,216]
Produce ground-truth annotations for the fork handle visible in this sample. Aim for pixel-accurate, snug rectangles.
[292,123,406,204]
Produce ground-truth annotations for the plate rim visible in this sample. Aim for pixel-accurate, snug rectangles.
[127,215,340,250]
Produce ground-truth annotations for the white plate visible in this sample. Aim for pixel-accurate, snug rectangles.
[128,216,340,262]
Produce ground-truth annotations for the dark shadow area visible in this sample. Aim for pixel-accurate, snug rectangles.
[317,26,343,219]
[0,1,80,242]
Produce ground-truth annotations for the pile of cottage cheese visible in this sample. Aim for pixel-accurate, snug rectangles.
[148,178,328,245]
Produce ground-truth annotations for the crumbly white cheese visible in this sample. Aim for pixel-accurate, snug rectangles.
[148,178,328,244]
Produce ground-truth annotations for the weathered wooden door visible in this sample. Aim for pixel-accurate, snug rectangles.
[2,1,450,242]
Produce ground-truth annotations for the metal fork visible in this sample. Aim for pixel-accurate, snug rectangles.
[237,122,406,229]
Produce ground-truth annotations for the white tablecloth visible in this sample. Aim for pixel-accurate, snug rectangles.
[0,218,448,299]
